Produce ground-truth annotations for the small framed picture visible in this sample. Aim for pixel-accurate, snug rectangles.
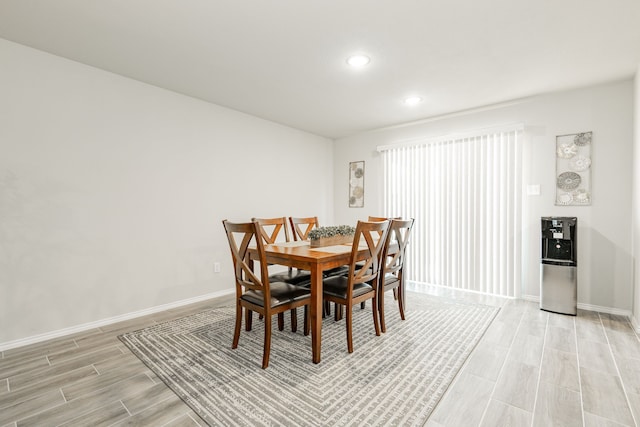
[556,132,592,206]
[349,161,364,208]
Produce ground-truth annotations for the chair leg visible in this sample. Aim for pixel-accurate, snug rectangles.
[397,285,406,320]
[346,304,353,353]
[379,288,387,333]
[277,313,284,331]
[262,315,272,369]
[372,296,381,336]
[303,305,310,336]
[393,288,398,301]
[291,308,298,332]
[334,303,343,321]
[323,300,331,318]
[360,301,365,309]
[245,309,253,331]
[232,304,242,349]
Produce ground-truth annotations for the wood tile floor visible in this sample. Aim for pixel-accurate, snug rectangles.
[0,294,235,427]
[2,287,639,426]
[417,284,640,427]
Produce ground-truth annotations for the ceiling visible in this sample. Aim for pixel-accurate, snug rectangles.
[1,1,639,139]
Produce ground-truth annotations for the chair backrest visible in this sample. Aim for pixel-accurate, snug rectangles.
[252,217,291,244]
[222,220,270,297]
[367,216,398,237]
[347,220,390,287]
[380,218,415,278]
[289,216,319,241]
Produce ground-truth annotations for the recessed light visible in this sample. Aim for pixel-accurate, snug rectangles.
[403,96,422,106]
[346,54,370,68]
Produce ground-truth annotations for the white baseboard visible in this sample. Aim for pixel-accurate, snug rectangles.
[522,294,633,318]
[631,314,640,334]
[576,302,632,318]
[0,289,235,352]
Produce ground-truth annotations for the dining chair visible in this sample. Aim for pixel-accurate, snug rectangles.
[253,216,291,243]
[350,216,400,313]
[252,217,311,285]
[222,220,311,369]
[368,216,401,235]
[322,220,390,353]
[289,216,319,241]
[253,217,311,330]
[377,218,414,333]
[289,216,349,318]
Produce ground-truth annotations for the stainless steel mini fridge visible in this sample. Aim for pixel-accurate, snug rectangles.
[540,217,577,315]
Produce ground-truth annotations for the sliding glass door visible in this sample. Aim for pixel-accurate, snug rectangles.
[380,127,523,297]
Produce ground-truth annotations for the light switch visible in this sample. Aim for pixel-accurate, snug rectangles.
[527,184,540,196]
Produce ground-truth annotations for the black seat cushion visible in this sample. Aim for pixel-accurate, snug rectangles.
[381,272,400,287]
[323,265,350,278]
[241,282,311,308]
[269,269,312,286]
[322,276,374,300]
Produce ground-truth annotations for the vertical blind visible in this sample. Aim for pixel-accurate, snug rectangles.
[379,127,523,297]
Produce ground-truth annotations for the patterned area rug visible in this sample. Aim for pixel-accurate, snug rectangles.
[119,293,498,426]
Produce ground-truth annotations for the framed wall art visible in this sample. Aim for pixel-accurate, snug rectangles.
[556,131,592,206]
[349,161,364,208]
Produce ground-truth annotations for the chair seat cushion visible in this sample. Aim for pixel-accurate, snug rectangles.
[322,276,374,300]
[269,269,311,286]
[241,282,311,308]
[381,273,400,288]
[323,265,350,278]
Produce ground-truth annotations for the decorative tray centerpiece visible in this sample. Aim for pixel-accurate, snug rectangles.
[308,225,355,248]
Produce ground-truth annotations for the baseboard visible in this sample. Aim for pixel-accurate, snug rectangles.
[522,294,633,318]
[521,294,539,303]
[577,302,633,318]
[0,289,235,352]
[631,314,640,334]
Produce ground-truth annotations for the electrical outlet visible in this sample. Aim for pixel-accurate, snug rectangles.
[214,262,221,273]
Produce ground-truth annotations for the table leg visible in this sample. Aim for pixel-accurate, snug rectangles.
[310,264,322,363]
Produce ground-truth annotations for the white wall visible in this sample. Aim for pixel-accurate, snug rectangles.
[633,66,640,330]
[334,80,634,313]
[0,39,334,345]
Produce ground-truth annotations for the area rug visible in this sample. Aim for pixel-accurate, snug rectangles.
[119,293,499,426]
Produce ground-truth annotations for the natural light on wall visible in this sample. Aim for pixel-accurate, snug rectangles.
[378,126,524,297]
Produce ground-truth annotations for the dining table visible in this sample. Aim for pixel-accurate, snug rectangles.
[249,240,367,364]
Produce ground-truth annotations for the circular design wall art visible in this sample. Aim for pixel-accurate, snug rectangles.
[555,131,591,206]
[557,171,581,190]
[573,132,592,146]
[573,189,591,204]
[352,186,364,198]
[556,143,578,158]
[569,155,591,172]
[557,192,573,205]
[349,161,365,208]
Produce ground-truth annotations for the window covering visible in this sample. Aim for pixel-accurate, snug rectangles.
[380,126,523,297]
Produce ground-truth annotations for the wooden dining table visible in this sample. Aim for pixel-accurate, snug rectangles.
[249,240,364,364]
